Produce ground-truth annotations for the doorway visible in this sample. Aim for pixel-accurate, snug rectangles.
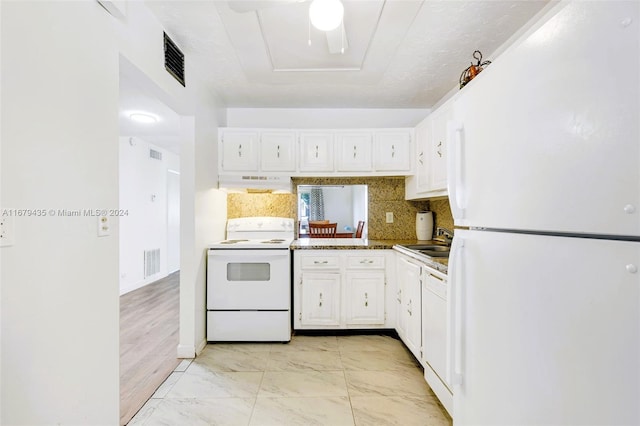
[118,57,188,425]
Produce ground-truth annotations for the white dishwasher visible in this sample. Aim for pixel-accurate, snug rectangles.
[421,270,452,415]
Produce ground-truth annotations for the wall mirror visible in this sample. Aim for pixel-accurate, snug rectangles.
[297,185,368,238]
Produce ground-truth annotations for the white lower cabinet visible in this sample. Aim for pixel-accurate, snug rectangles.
[294,250,393,330]
[395,253,423,359]
[299,272,341,327]
[345,271,385,325]
[394,249,452,417]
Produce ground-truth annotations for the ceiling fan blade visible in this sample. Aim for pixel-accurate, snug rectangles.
[227,0,302,14]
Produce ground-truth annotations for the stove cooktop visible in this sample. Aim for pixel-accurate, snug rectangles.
[210,217,295,249]
[209,238,293,249]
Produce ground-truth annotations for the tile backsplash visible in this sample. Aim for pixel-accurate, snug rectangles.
[227,192,296,219]
[430,198,454,234]
[227,177,454,240]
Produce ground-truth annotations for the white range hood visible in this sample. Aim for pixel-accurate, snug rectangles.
[218,175,292,193]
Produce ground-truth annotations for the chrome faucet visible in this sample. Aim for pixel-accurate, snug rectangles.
[434,227,454,245]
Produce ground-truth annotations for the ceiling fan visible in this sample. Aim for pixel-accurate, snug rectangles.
[226,0,349,54]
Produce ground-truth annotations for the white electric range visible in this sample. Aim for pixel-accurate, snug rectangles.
[207,217,294,342]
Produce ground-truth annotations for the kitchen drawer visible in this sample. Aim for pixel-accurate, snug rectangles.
[346,255,385,269]
[300,255,340,269]
[425,273,447,299]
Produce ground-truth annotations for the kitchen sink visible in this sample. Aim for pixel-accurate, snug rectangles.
[419,250,449,257]
[403,245,450,252]
[399,244,450,258]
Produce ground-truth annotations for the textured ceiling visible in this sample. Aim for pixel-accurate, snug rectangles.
[145,0,549,108]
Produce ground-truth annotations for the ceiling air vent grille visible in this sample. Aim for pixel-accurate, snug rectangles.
[164,32,185,87]
[150,149,163,160]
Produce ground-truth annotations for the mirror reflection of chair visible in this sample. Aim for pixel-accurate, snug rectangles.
[355,221,365,238]
[309,222,337,238]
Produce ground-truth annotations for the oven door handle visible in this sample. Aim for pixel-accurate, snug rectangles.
[208,250,290,261]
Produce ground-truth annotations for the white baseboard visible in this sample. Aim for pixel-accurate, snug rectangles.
[195,338,207,356]
[119,272,168,295]
[176,344,195,359]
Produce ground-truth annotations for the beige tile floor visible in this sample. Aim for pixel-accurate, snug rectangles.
[129,334,452,426]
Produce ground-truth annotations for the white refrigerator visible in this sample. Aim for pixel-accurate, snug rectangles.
[447,1,639,425]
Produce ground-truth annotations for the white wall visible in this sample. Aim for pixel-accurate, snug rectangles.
[320,187,354,232]
[178,109,227,357]
[167,169,181,273]
[226,108,430,128]
[0,1,226,424]
[119,136,180,295]
[352,185,368,238]
[1,2,119,424]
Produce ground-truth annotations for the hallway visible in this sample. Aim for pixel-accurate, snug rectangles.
[120,272,180,425]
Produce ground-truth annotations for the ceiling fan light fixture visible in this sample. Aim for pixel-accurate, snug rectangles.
[309,0,344,32]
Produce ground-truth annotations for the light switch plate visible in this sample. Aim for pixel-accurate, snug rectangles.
[0,215,15,246]
[386,212,394,223]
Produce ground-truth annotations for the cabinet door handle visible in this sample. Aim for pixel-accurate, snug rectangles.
[319,292,323,307]
[315,145,319,158]
[238,144,242,158]
[364,292,368,307]
[313,260,329,264]
[437,141,442,158]
[407,300,412,316]
[277,145,280,158]
[418,151,424,165]
[391,144,395,158]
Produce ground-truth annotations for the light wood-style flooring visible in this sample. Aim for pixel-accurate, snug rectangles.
[120,272,181,425]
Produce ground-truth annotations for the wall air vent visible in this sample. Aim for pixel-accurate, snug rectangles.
[164,32,185,87]
[144,248,161,278]
[150,149,163,160]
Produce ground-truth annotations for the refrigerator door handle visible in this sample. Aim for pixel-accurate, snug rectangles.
[447,120,466,221]
[448,236,464,386]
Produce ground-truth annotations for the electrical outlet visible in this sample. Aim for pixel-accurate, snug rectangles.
[98,215,110,237]
[386,212,394,223]
[0,215,15,246]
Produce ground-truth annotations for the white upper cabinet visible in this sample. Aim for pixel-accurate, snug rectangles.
[428,101,452,192]
[335,132,373,172]
[299,132,334,172]
[415,117,431,193]
[218,128,414,176]
[260,131,296,172]
[220,130,259,171]
[374,131,411,172]
[405,98,453,200]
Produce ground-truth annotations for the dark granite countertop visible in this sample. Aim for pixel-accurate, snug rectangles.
[290,238,448,274]
[290,238,425,250]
